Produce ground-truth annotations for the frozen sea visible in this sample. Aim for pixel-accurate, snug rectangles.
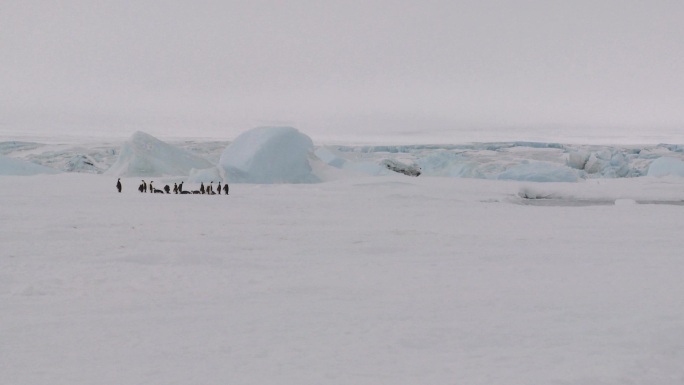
[1,130,684,384]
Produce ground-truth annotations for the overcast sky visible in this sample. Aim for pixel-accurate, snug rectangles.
[2,1,683,143]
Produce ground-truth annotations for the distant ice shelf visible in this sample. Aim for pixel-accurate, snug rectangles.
[1,131,684,182]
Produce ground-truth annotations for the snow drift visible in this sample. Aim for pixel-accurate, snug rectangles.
[219,126,318,183]
[105,131,213,177]
[0,155,61,176]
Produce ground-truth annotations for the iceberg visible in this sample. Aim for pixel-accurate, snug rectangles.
[314,146,387,176]
[647,157,684,177]
[0,155,61,176]
[65,155,101,173]
[497,161,579,182]
[188,166,223,183]
[218,126,318,183]
[105,131,213,177]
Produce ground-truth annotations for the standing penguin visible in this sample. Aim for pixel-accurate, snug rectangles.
[223,182,229,195]
[116,178,122,193]
[200,182,205,194]
[178,181,184,193]
[217,182,222,195]
[173,183,178,194]
[143,180,147,193]
[149,181,154,193]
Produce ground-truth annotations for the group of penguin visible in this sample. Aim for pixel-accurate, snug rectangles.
[115,178,228,195]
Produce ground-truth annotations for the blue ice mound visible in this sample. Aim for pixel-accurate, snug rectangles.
[497,161,579,182]
[0,155,61,176]
[105,131,213,177]
[647,157,684,177]
[219,127,318,183]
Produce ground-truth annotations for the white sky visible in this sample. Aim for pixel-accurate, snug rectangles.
[2,0,683,143]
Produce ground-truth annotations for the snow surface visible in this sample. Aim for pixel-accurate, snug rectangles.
[2,169,684,385]
[2,128,684,384]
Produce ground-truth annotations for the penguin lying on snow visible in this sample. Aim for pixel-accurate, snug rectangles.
[150,181,164,193]
[125,180,230,196]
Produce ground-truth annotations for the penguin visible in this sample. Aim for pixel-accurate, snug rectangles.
[116,178,122,193]
[200,182,205,194]
[143,180,147,193]
[178,181,184,193]
[138,181,144,193]
[223,183,229,195]
[149,181,154,193]
[164,185,171,194]
[217,182,222,195]
[173,183,178,194]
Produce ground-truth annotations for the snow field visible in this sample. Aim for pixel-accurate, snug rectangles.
[2,173,684,384]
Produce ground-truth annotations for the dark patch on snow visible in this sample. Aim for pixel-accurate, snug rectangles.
[380,159,421,177]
